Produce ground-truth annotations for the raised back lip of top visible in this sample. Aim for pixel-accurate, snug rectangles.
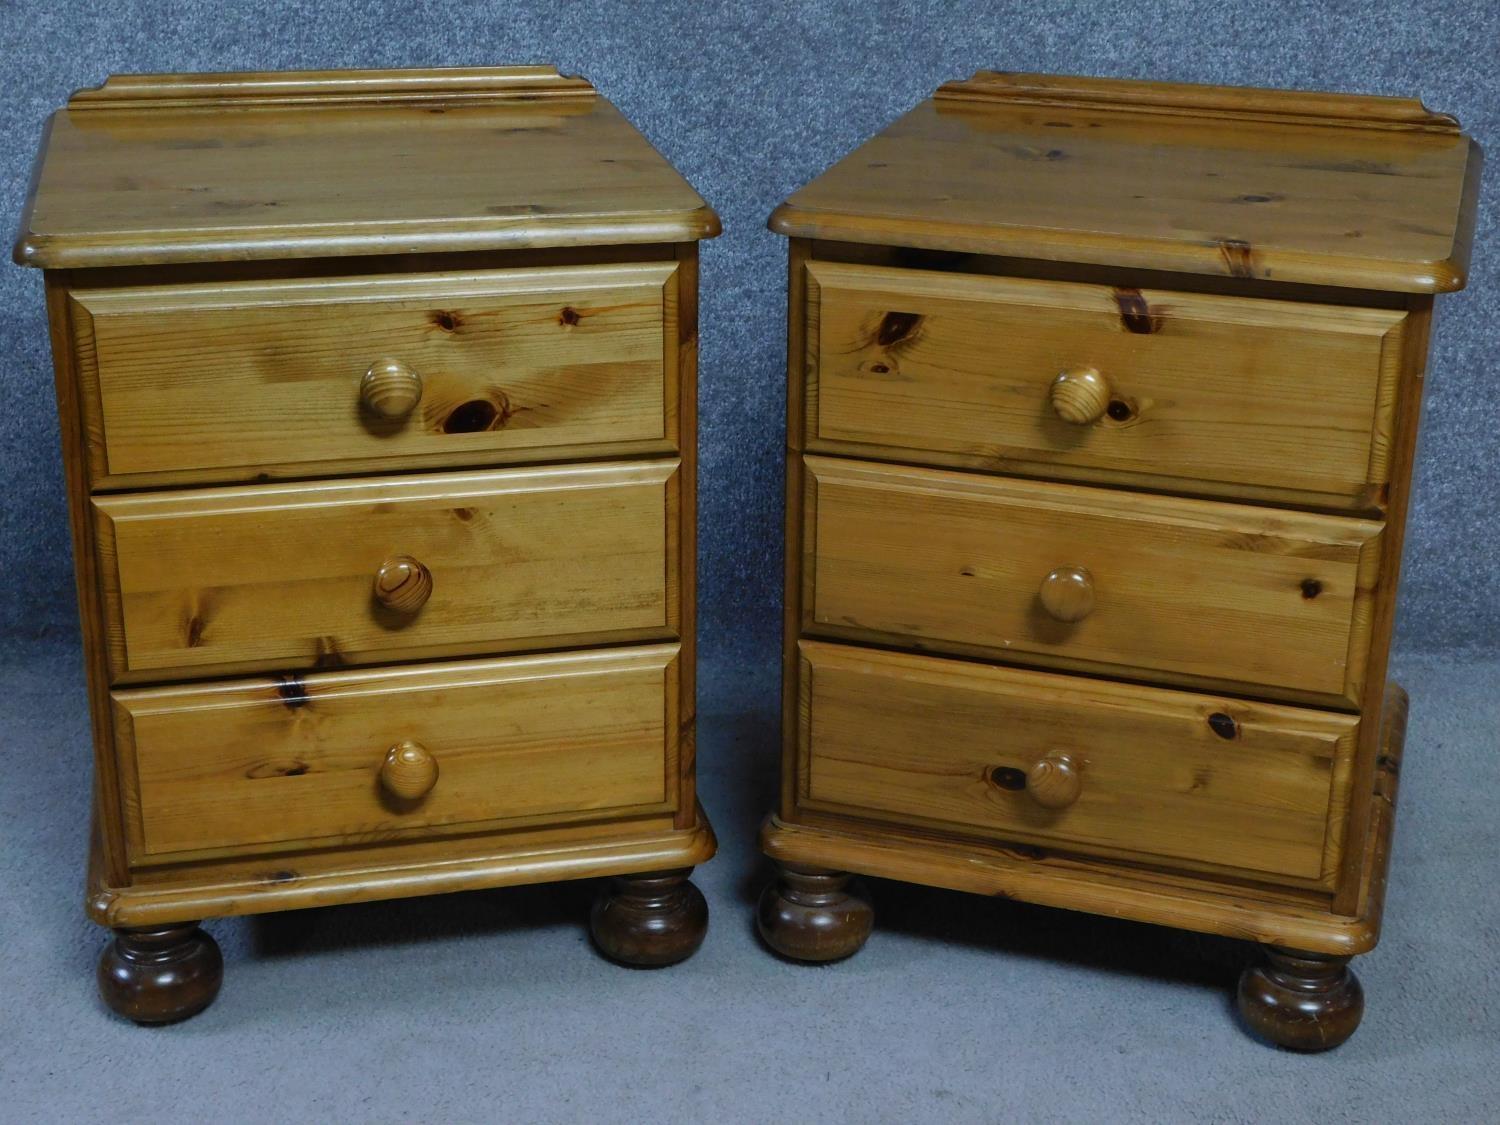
[934,71,1462,134]
[64,65,598,111]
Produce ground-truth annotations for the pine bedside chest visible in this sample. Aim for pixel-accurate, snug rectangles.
[16,66,719,1023]
[757,72,1480,1049]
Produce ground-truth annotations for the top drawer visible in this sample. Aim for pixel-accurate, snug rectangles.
[803,262,1409,509]
[69,262,680,488]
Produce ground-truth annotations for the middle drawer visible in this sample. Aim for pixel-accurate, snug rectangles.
[94,459,679,683]
[803,456,1382,707]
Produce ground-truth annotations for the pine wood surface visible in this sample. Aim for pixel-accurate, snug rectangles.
[16,67,719,269]
[763,680,1407,957]
[802,455,1382,707]
[796,641,1356,886]
[90,802,717,927]
[766,74,1475,1037]
[20,70,720,989]
[803,260,1407,507]
[69,261,680,487]
[770,73,1480,292]
[94,459,680,682]
[113,645,681,862]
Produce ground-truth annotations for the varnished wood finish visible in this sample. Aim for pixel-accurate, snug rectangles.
[1037,566,1095,624]
[371,555,434,616]
[67,67,599,109]
[590,868,709,967]
[43,274,132,889]
[670,242,702,831]
[767,681,1407,960]
[766,72,1477,1044]
[1335,308,1431,914]
[1048,366,1109,425]
[757,864,873,963]
[1237,947,1364,1051]
[771,74,1479,292]
[94,460,679,682]
[18,67,718,1015]
[16,68,719,268]
[1025,752,1083,811]
[803,262,1407,508]
[97,923,222,1024]
[69,262,680,488]
[803,457,1381,706]
[797,642,1355,885]
[112,645,681,862]
[378,741,440,802]
[359,358,424,420]
[91,806,716,928]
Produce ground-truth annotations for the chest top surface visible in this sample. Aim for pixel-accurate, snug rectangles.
[15,66,719,270]
[772,71,1481,293]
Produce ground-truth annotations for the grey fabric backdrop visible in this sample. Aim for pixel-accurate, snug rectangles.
[2,0,1495,670]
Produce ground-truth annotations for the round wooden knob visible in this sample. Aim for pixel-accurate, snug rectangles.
[1027,752,1082,809]
[360,359,423,420]
[379,740,439,801]
[1049,366,1110,425]
[1038,565,1094,622]
[373,555,432,614]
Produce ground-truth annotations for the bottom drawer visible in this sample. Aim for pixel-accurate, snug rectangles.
[114,645,680,862]
[796,641,1357,886]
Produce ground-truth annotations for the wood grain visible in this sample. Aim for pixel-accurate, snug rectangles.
[89,803,717,927]
[764,679,1409,956]
[22,67,720,977]
[67,66,597,110]
[113,645,680,861]
[797,641,1356,885]
[43,274,132,888]
[933,72,1461,132]
[94,459,680,682]
[804,262,1407,507]
[1334,298,1434,912]
[16,70,719,269]
[770,79,1479,292]
[803,456,1382,706]
[70,262,678,487]
[671,242,701,829]
[765,75,1473,1002]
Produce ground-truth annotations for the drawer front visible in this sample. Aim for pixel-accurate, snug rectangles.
[805,262,1408,507]
[804,456,1382,705]
[797,642,1356,885]
[95,459,678,682]
[71,262,679,486]
[113,646,680,861]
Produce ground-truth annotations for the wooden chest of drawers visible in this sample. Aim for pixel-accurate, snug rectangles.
[16,66,719,1023]
[758,72,1480,1050]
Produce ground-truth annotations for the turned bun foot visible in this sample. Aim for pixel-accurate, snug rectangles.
[98,923,223,1025]
[590,868,708,967]
[1237,945,1364,1051]
[757,863,873,963]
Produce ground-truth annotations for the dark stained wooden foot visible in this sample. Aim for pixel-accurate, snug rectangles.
[757,863,873,963]
[590,868,708,967]
[97,923,223,1025]
[1237,945,1364,1051]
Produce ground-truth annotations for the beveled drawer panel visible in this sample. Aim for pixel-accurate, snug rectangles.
[113,645,680,861]
[797,641,1356,886]
[95,459,679,682]
[804,261,1408,508]
[803,456,1382,706]
[70,262,679,487]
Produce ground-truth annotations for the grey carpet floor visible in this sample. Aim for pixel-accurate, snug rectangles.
[1,638,1496,1122]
